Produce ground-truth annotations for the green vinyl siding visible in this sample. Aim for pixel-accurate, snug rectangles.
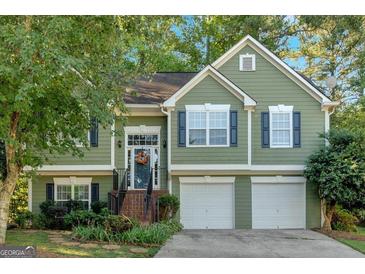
[306,181,321,228]
[115,116,168,190]
[45,126,112,165]
[171,75,248,165]
[171,176,181,220]
[235,176,252,228]
[218,45,325,165]
[31,175,112,214]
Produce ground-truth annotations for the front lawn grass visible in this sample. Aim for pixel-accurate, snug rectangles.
[337,238,365,254]
[335,226,365,254]
[5,229,159,258]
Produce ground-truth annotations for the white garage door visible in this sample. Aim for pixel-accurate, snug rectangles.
[180,182,234,229]
[252,181,305,229]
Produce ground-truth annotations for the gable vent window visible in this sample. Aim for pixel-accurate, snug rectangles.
[239,54,256,71]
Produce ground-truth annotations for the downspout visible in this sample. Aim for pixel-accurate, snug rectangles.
[160,105,172,194]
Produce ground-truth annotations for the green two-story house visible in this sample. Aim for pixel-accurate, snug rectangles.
[29,35,338,229]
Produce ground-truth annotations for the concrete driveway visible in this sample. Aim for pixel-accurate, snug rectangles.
[155,229,364,258]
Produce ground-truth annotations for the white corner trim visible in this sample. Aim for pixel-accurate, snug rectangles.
[163,65,256,108]
[324,110,330,146]
[124,125,161,135]
[268,105,293,112]
[179,176,235,184]
[111,122,115,168]
[251,176,306,184]
[211,35,331,104]
[28,178,32,212]
[28,165,114,171]
[161,106,172,194]
[239,53,256,71]
[248,109,252,166]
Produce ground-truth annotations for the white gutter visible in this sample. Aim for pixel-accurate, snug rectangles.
[160,105,172,194]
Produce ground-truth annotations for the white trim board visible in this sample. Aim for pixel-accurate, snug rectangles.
[171,164,305,171]
[124,125,161,135]
[27,165,114,171]
[179,176,235,184]
[163,65,256,108]
[211,35,332,105]
[251,176,306,184]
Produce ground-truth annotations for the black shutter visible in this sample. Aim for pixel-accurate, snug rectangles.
[293,112,301,148]
[46,183,54,201]
[91,183,99,203]
[230,111,237,146]
[178,111,186,147]
[261,112,270,148]
[90,117,98,147]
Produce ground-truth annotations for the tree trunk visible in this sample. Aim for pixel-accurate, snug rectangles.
[0,111,21,244]
[321,200,336,232]
[0,174,18,244]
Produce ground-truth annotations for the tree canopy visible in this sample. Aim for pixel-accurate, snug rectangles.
[304,129,365,231]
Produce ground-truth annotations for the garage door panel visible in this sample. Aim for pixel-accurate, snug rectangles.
[252,183,305,229]
[180,183,233,229]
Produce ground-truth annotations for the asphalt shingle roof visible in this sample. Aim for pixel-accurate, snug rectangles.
[124,70,325,104]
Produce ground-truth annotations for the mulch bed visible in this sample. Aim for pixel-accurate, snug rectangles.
[314,228,365,241]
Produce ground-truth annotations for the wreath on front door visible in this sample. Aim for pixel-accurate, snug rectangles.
[135,150,150,165]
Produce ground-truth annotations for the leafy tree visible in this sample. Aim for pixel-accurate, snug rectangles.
[332,96,365,135]
[291,16,365,102]
[304,129,365,231]
[175,16,293,70]
[0,16,163,244]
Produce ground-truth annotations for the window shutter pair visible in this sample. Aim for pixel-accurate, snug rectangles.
[177,111,237,147]
[45,183,99,203]
[261,111,301,148]
[90,117,98,147]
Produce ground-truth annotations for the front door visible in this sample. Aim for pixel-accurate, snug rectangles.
[133,147,152,189]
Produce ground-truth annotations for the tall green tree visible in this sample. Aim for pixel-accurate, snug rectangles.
[291,16,365,101]
[175,16,293,70]
[0,16,165,244]
[304,130,365,231]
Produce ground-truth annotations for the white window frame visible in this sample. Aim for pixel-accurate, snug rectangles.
[53,177,92,209]
[239,53,256,71]
[75,131,91,147]
[124,126,161,190]
[186,104,230,147]
[269,105,293,148]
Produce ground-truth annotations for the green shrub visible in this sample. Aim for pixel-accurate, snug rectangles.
[64,208,109,227]
[14,210,33,229]
[32,213,48,229]
[352,208,365,225]
[118,220,183,245]
[91,201,108,214]
[73,225,114,242]
[9,177,29,224]
[39,200,68,229]
[332,206,359,232]
[104,215,134,233]
[158,194,180,221]
[64,200,85,212]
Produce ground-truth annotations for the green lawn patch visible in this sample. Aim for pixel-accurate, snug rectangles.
[5,229,159,258]
[337,238,365,254]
